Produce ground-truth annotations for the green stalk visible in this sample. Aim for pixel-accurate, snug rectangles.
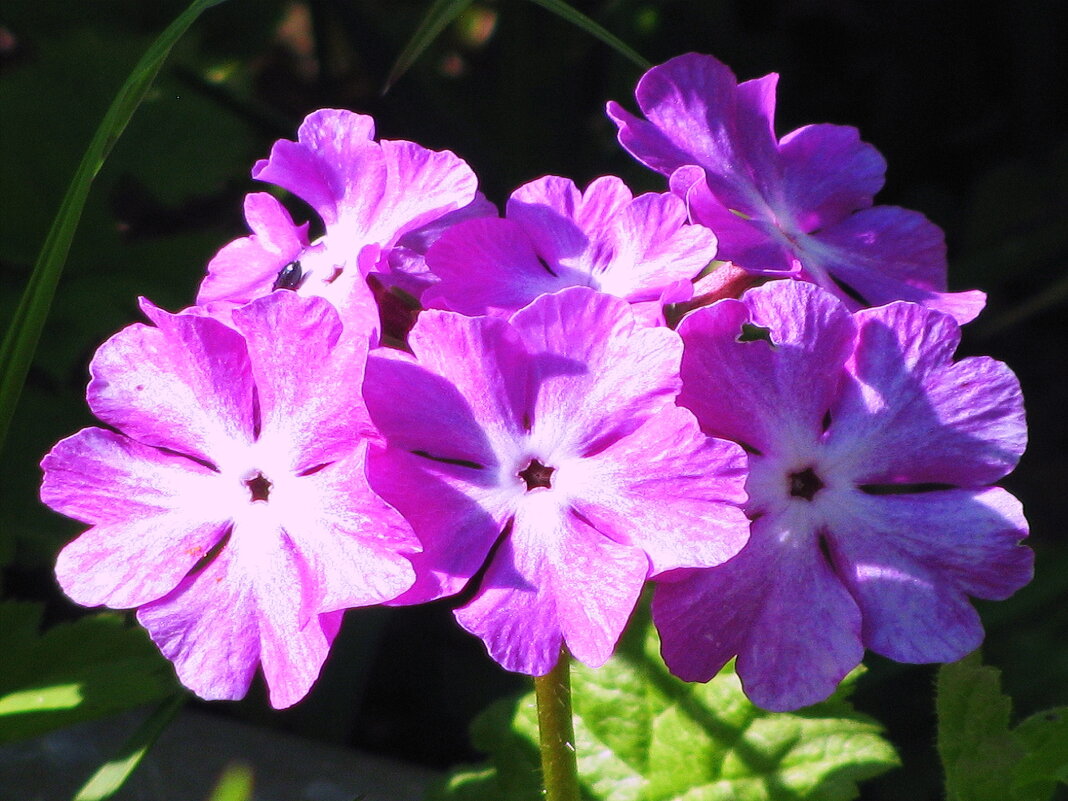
[534,648,580,801]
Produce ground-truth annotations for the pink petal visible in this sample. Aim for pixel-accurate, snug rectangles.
[823,487,1031,663]
[88,306,253,465]
[654,505,864,711]
[45,428,234,609]
[564,405,749,573]
[511,288,683,458]
[197,193,308,305]
[826,301,1026,486]
[424,217,574,316]
[455,491,648,674]
[677,281,855,454]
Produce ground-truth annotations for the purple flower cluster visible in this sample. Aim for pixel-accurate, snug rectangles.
[42,53,1030,711]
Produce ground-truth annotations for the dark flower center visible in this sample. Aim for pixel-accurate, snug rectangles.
[788,467,824,501]
[245,472,272,502]
[519,459,554,491]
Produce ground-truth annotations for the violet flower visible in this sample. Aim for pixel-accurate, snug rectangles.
[423,175,718,324]
[654,280,1031,710]
[363,287,750,675]
[197,109,482,336]
[608,53,986,324]
[41,292,418,708]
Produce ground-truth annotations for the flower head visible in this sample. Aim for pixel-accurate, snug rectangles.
[41,292,418,708]
[608,53,985,323]
[653,280,1031,710]
[423,175,718,324]
[363,287,750,674]
[197,109,482,338]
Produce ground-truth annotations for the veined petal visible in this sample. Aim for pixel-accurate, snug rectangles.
[825,301,1025,486]
[512,287,683,459]
[563,405,749,573]
[88,306,253,465]
[822,486,1031,663]
[455,491,648,674]
[45,428,234,609]
[677,282,855,454]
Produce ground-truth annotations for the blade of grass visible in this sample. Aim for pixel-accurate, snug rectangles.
[72,693,186,801]
[384,0,477,93]
[524,0,649,69]
[0,0,229,452]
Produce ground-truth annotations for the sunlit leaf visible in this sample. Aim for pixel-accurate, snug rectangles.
[72,693,185,801]
[431,612,898,800]
[0,602,179,744]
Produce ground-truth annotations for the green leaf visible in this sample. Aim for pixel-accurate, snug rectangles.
[0,602,180,744]
[937,652,1067,801]
[384,0,477,92]
[72,693,185,801]
[523,0,649,70]
[1011,708,1068,801]
[0,0,228,451]
[432,616,898,800]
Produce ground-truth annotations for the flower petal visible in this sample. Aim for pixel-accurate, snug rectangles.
[825,301,1026,486]
[823,487,1031,662]
[45,428,234,609]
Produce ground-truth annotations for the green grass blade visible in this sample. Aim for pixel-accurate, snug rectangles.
[384,0,477,92]
[71,693,186,801]
[0,0,229,452]
[524,0,649,69]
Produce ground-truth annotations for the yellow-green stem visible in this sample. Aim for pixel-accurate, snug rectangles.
[534,647,580,801]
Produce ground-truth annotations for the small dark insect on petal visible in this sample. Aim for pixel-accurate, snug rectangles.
[272,260,304,291]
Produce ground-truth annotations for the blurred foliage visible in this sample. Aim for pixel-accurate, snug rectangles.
[1,1,1065,800]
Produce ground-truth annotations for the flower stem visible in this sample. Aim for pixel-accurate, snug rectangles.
[534,647,580,801]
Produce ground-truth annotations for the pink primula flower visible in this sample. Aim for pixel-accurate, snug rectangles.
[653,280,1031,710]
[197,109,483,336]
[423,175,718,324]
[608,53,986,324]
[363,287,750,674]
[41,292,418,708]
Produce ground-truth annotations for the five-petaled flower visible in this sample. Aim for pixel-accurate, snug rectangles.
[652,280,1031,710]
[608,53,986,324]
[41,292,418,708]
[363,287,751,674]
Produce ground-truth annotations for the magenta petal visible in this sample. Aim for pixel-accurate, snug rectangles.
[232,292,373,469]
[512,288,683,457]
[425,217,573,315]
[253,109,380,227]
[777,124,885,232]
[366,446,516,604]
[455,492,648,674]
[45,428,232,609]
[826,301,1026,486]
[824,487,1031,663]
[678,281,855,453]
[87,308,253,465]
[655,507,864,711]
[197,193,308,305]
[275,444,418,614]
[565,405,749,573]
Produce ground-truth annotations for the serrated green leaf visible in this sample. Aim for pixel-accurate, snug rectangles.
[432,616,897,800]
[385,0,477,92]
[0,0,228,451]
[1011,707,1068,801]
[523,0,649,70]
[0,602,180,744]
[937,651,1028,801]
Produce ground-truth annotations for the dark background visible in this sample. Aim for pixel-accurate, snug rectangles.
[2,1,1065,798]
